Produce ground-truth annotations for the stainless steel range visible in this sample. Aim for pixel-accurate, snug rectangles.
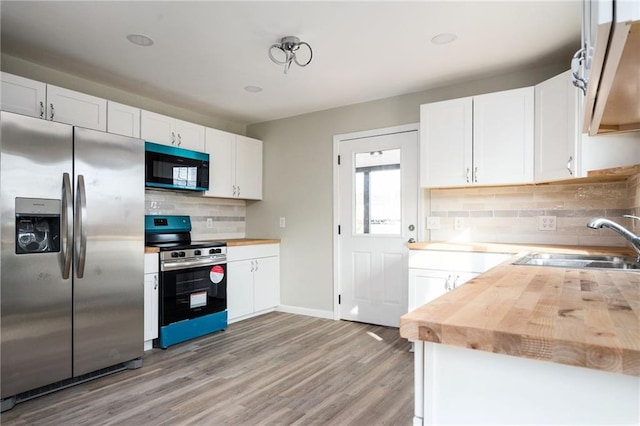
[145,216,227,348]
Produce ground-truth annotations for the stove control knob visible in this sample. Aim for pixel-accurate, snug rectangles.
[209,248,216,254]
[179,252,186,257]
[194,250,201,256]
[171,252,179,258]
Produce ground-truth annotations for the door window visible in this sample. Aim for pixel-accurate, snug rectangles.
[354,149,401,235]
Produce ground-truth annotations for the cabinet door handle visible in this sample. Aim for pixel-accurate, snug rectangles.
[39,101,45,118]
[444,274,452,291]
[237,186,240,197]
[255,260,259,271]
[177,133,182,146]
[453,275,459,288]
[465,167,470,183]
[154,275,158,290]
[567,156,573,175]
[171,131,176,144]
[49,103,55,120]
[474,167,478,183]
[233,185,236,196]
[570,48,587,95]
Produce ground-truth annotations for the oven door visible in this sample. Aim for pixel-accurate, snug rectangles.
[159,261,226,326]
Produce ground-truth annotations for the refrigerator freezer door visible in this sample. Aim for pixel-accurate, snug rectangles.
[0,112,73,398]
[72,127,144,376]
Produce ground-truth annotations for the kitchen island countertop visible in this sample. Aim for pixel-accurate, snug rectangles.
[401,244,640,377]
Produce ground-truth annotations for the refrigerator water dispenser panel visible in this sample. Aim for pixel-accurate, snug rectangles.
[15,198,61,254]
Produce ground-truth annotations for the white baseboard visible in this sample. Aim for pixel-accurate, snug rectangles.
[276,305,335,320]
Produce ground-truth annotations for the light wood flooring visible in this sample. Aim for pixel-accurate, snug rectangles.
[1,312,414,425]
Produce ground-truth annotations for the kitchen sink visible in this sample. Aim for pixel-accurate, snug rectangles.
[513,253,640,271]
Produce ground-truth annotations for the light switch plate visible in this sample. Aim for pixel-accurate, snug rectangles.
[279,217,286,228]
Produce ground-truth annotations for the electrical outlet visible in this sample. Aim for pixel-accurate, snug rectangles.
[538,216,556,231]
[454,217,464,231]
[426,216,441,230]
[206,218,213,229]
[279,217,286,228]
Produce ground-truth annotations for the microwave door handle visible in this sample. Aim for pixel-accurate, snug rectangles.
[75,174,87,279]
[61,173,73,279]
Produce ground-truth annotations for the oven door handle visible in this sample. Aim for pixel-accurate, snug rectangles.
[161,258,226,271]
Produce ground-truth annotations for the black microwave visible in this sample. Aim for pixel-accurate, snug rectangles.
[145,142,210,191]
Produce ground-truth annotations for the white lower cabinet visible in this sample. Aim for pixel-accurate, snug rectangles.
[144,253,159,350]
[408,250,511,312]
[227,244,280,322]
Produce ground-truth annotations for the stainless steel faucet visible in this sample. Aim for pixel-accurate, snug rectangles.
[587,215,640,260]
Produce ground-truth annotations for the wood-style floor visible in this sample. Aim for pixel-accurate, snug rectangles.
[1,312,414,425]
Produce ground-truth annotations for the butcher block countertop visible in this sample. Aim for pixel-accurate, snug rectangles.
[401,243,640,377]
[218,238,280,246]
[408,241,636,256]
[145,238,280,253]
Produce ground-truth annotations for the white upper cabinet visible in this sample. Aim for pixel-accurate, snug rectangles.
[420,97,472,188]
[107,101,140,138]
[1,72,46,118]
[420,87,533,188]
[204,128,263,200]
[535,70,640,182]
[45,85,107,131]
[140,110,205,152]
[1,73,107,131]
[473,87,534,186]
[205,127,236,198]
[535,71,579,182]
[235,135,263,200]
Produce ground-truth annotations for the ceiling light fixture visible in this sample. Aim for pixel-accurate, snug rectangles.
[126,33,154,47]
[431,33,457,45]
[268,36,313,74]
[244,85,263,93]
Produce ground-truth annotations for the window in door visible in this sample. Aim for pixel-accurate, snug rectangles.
[354,149,401,235]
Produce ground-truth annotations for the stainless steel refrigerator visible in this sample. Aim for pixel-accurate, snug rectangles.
[0,111,144,407]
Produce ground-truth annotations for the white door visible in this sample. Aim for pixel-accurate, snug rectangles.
[337,127,418,327]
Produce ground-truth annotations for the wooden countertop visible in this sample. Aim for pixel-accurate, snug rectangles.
[217,238,281,247]
[145,238,280,253]
[409,241,636,256]
[400,248,640,377]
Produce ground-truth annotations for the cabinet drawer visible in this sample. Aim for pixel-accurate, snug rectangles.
[228,243,279,262]
[408,250,511,273]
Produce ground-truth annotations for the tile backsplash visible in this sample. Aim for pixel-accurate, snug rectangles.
[145,189,245,240]
[428,174,640,248]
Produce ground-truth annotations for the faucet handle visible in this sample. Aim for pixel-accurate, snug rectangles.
[623,215,640,222]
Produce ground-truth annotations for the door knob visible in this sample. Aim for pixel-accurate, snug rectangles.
[408,238,416,244]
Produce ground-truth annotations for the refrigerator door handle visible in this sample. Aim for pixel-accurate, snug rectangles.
[61,173,73,279]
[75,174,87,278]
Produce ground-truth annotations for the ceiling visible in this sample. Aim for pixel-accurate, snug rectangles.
[0,1,581,125]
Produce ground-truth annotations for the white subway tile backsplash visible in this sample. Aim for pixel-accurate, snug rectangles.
[145,189,246,240]
[427,175,640,248]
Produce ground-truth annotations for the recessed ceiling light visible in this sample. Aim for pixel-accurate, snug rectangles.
[244,85,263,93]
[126,34,154,47]
[431,33,457,45]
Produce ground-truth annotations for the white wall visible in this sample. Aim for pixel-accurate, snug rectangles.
[246,62,569,314]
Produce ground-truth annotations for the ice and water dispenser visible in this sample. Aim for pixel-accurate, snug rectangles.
[15,198,61,254]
